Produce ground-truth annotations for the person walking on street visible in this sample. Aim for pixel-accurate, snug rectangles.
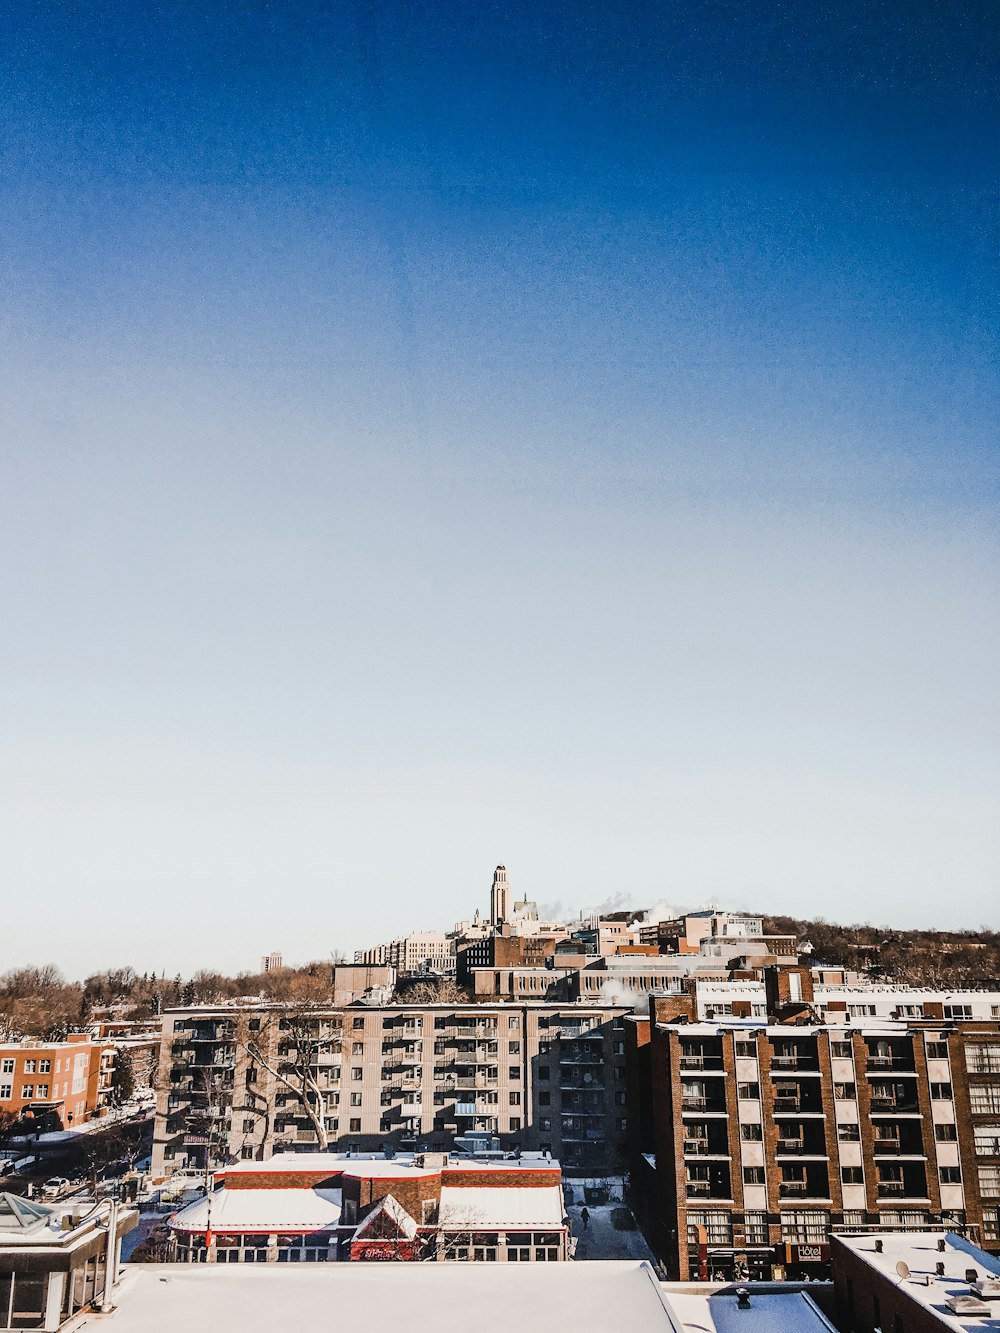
[580,1206,590,1230]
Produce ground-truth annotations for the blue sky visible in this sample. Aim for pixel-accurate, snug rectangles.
[1,1,997,976]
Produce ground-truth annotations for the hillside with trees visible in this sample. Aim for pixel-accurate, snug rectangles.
[761,914,1000,987]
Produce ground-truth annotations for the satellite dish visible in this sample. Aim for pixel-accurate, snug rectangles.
[896,1261,910,1280]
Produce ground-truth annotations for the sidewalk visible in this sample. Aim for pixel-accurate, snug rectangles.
[566,1203,657,1263]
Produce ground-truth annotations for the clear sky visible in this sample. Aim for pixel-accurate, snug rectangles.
[1,1,997,978]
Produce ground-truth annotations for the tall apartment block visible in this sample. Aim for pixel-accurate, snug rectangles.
[626,1002,1000,1282]
[153,1001,631,1179]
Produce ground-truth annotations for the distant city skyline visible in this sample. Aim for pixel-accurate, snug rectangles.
[1,1,996,976]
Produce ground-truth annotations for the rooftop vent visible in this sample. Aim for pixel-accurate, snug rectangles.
[972,1277,1000,1300]
[945,1294,991,1316]
[736,1288,751,1310]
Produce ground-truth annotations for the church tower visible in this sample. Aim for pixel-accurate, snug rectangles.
[490,865,511,928]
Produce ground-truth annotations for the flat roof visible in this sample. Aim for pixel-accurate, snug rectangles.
[216,1151,561,1180]
[110,1262,676,1331]
[833,1231,1000,1331]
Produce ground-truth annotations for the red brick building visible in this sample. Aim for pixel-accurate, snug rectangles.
[167,1151,569,1263]
[625,1001,1000,1282]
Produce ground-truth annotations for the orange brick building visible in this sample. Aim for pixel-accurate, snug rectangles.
[0,1034,115,1130]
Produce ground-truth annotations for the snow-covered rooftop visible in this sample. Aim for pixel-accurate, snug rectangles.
[170,1187,342,1235]
[98,1262,691,1331]
[664,1289,836,1332]
[438,1184,565,1230]
[216,1151,560,1181]
[833,1231,1000,1331]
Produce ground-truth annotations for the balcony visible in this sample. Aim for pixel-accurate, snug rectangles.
[867,1056,915,1072]
[869,1098,919,1115]
[455,1102,476,1116]
[679,1056,725,1072]
[770,1056,819,1073]
[778,1181,809,1197]
[877,1181,905,1196]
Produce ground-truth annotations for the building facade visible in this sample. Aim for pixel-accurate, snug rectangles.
[152,1001,631,1179]
[626,1003,1000,1282]
[0,1036,115,1131]
[166,1151,569,1264]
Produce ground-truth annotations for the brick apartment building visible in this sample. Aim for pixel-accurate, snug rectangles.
[0,1035,116,1131]
[153,1002,632,1179]
[626,997,1000,1283]
[166,1151,569,1263]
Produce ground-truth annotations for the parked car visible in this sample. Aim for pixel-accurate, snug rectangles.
[41,1177,70,1197]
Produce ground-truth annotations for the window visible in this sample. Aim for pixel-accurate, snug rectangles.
[36,1083,49,1098]
[352,1067,363,1081]
[831,1042,852,1059]
[686,1211,732,1245]
[848,1005,876,1017]
[930,1083,952,1100]
[0,1083,11,1099]
[979,1167,1000,1197]
[781,1211,829,1244]
[352,1042,364,1055]
[926,1042,948,1059]
[349,1118,361,1132]
[538,1066,550,1080]
[613,1041,625,1055]
[242,1119,256,1133]
[834,1083,856,1100]
[539,1090,550,1106]
[974,1127,1000,1157]
[21,1085,33,1098]
[350,1092,362,1107]
[838,1123,860,1142]
[614,1066,626,1082]
[744,1212,768,1244]
[967,1044,1000,1073]
[970,1084,1000,1115]
[743,1167,765,1184]
[38,1060,51,1073]
[842,1211,865,1229]
[935,1123,958,1142]
[841,1167,864,1184]
[943,1005,973,1020]
[0,1059,13,1075]
[740,1123,763,1141]
[539,1116,551,1130]
[735,1041,756,1058]
[983,1208,1000,1243]
[736,1083,759,1101]
[615,1090,627,1106]
[508,1015,520,1030]
[508,1066,520,1080]
[246,1067,257,1084]
[940,1167,962,1184]
[352,1016,365,1029]
[509,1117,521,1131]
[23,1061,36,1074]
[509,1042,520,1055]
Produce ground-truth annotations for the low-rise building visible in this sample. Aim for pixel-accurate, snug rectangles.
[166,1151,569,1263]
[0,1192,136,1330]
[0,1036,115,1131]
[832,1229,1000,1331]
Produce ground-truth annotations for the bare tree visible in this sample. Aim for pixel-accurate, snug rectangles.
[236,1007,342,1152]
[394,978,472,1005]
